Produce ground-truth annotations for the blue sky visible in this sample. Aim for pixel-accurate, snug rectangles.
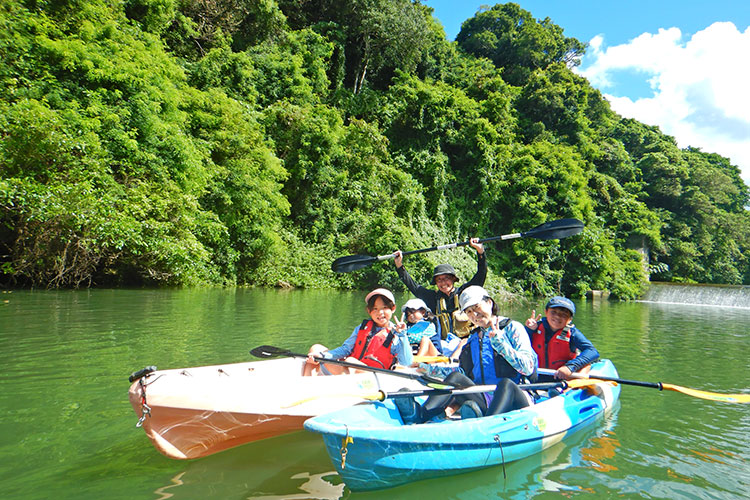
[425,1,750,182]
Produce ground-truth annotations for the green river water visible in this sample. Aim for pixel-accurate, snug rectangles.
[1,288,748,499]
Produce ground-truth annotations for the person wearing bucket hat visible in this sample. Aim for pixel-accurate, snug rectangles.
[400,298,440,357]
[524,296,599,380]
[394,286,537,423]
[303,288,413,376]
[392,238,486,341]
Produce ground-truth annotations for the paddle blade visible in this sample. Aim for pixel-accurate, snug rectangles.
[249,345,290,359]
[662,384,750,404]
[566,378,616,389]
[413,355,450,364]
[523,218,584,240]
[331,254,377,273]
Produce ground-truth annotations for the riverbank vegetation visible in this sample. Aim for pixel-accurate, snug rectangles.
[2,0,749,298]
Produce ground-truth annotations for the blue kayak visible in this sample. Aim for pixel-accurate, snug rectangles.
[304,359,621,491]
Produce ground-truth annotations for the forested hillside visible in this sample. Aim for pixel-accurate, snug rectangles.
[2,0,748,298]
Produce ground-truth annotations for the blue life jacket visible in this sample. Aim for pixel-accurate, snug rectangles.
[460,319,521,385]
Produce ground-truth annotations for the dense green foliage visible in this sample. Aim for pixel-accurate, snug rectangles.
[2,0,749,297]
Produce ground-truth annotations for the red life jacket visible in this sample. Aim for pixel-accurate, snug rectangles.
[352,320,396,369]
[531,322,576,369]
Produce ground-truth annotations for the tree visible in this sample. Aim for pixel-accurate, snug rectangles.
[456,3,586,86]
[277,0,431,92]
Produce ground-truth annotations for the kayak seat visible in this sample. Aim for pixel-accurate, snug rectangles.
[394,391,422,425]
[459,400,483,420]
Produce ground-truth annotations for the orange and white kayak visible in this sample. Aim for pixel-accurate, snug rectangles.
[128,357,429,459]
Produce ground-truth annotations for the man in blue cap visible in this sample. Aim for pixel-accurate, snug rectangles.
[392,239,486,340]
[524,296,599,380]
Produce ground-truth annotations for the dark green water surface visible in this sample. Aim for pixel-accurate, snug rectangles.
[1,288,748,499]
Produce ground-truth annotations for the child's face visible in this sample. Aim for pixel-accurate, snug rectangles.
[464,299,493,328]
[406,308,425,322]
[368,297,394,327]
[545,307,572,330]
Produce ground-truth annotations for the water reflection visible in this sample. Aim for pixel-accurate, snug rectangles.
[1,289,749,500]
[250,472,344,500]
[148,406,623,500]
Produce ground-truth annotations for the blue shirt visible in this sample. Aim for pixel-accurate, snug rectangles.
[405,320,437,344]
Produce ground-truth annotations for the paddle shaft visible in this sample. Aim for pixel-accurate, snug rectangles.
[538,368,750,403]
[375,381,569,400]
[537,368,661,389]
[249,345,451,388]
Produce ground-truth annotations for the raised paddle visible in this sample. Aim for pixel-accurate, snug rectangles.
[331,218,584,273]
[538,368,750,404]
[250,345,453,389]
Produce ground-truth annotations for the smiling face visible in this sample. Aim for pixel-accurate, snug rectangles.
[405,308,425,323]
[434,274,457,295]
[546,306,572,331]
[464,299,494,329]
[367,296,395,328]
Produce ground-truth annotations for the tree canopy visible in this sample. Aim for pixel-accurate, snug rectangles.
[2,0,748,296]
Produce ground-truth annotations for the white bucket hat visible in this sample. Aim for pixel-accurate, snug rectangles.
[401,298,431,313]
[459,286,491,311]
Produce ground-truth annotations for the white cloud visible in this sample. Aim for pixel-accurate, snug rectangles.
[577,23,750,183]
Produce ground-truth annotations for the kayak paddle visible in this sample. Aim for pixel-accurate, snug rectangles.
[250,345,453,389]
[331,218,584,273]
[282,378,612,407]
[360,378,608,401]
[538,368,750,404]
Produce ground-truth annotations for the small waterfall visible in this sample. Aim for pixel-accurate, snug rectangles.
[640,282,750,308]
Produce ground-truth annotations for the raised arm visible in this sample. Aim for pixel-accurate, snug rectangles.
[394,250,439,307]
[489,319,537,377]
[465,240,487,287]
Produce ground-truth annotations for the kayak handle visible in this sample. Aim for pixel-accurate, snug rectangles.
[129,365,157,383]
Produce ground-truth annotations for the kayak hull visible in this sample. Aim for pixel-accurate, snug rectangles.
[128,357,426,459]
[304,359,620,491]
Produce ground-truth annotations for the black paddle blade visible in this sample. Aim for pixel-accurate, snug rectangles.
[331,254,378,273]
[523,218,584,240]
[249,345,290,358]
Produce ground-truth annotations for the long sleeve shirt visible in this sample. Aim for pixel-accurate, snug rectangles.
[487,318,538,377]
[525,318,599,372]
[395,253,487,317]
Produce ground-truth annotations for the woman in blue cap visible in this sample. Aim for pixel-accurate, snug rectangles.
[525,296,599,380]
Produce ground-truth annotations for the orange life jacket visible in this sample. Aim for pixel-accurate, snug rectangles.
[531,321,576,369]
[352,320,396,369]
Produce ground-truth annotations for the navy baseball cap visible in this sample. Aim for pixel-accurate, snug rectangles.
[545,296,575,316]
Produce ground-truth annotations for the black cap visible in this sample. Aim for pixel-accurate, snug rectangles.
[431,264,459,285]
